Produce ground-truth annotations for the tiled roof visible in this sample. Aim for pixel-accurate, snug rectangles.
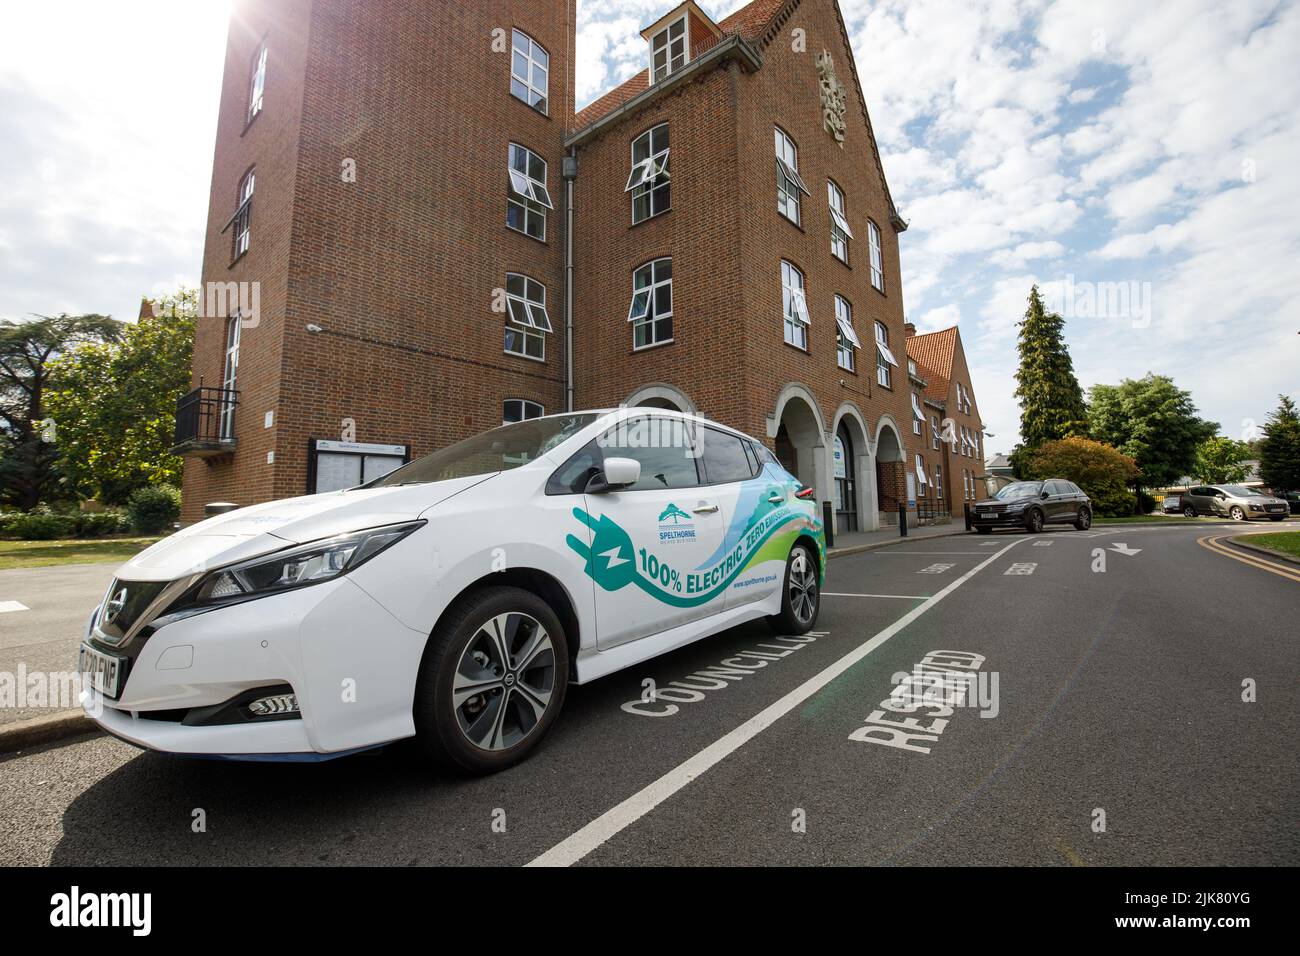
[572,0,790,130]
[906,327,959,404]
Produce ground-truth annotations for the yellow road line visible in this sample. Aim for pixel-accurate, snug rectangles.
[1196,532,1300,583]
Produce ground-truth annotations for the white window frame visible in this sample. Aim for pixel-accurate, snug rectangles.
[935,465,943,498]
[915,454,928,490]
[220,313,241,440]
[247,42,267,124]
[911,393,925,435]
[510,29,549,114]
[650,15,689,83]
[505,273,553,333]
[834,294,858,370]
[782,260,809,350]
[503,399,544,424]
[875,321,897,388]
[629,258,673,349]
[868,219,884,292]
[775,127,809,225]
[232,168,255,259]
[627,124,671,224]
[507,143,553,241]
[828,179,853,262]
[931,415,941,451]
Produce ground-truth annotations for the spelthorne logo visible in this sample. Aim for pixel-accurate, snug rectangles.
[50,886,151,936]
[658,503,696,543]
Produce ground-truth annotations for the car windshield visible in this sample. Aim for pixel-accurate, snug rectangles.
[995,481,1043,500]
[366,414,598,487]
[1221,486,1260,497]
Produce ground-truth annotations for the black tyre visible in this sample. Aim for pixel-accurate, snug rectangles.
[414,586,569,775]
[1025,508,1045,533]
[1074,506,1092,531]
[769,541,820,634]
[1183,505,1197,518]
[975,526,992,535]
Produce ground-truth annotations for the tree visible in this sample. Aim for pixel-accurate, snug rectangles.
[1192,436,1252,485]
[1026,437,1140,517]
[1259,394,1300,491]
[0,314,121,509]
[1013,285,1088,454]
[1088,374,1217,498]
[45,290,196,505]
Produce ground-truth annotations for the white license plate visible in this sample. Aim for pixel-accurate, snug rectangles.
[79,643,127,698]
[979,510,995,517]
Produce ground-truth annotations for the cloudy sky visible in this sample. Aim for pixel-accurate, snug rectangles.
[2,0,1297,452]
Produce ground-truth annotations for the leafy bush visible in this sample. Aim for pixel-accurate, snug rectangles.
[127,485,181,534]
[1026,437,1141,517]
[74,510,131,537]
[1136,490,1157,515]
[8,510,77,540]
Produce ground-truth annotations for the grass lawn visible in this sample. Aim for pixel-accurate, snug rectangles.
[0,537,163,571]
[1239,531,1300,561]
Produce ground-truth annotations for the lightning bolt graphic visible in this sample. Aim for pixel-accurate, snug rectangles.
[600,546,629,569]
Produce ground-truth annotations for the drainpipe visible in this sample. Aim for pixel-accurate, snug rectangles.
[563,150,577,413]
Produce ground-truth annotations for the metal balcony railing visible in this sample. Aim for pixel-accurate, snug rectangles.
[171,386,239,457]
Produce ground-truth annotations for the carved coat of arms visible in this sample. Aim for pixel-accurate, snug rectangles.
[816,50,847,146]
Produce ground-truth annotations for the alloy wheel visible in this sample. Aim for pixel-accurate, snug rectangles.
[788,548,818,626]
[452,612,555,752]
[1230,507,1245,521]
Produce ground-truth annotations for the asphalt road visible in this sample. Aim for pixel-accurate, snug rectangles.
[1,521,1296,866]
[0,564,111,724]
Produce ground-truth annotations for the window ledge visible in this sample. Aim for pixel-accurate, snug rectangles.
[632,338,674,353]
[630,208,672,229]
[506,223,549,245]
[504,350,548,364]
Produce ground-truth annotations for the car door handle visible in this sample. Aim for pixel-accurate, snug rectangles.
[693,504,719,514]
[767,493,785,504]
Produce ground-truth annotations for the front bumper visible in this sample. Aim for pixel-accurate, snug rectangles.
[82,576,427,758]
[971,510,1029,529]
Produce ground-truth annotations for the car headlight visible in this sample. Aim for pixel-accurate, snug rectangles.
[157,521,425,623]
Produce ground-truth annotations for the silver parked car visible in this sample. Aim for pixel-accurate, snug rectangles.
[1180,485,1290,521]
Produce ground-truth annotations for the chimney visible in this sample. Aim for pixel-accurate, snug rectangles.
[904,321,916,338]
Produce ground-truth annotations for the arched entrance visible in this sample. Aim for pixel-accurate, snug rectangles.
[831,404,873,533]
[624,383,695,414]
[767,384,829,509]
[874,418,906,525]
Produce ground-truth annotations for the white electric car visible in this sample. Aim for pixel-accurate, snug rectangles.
[79,409,825,773]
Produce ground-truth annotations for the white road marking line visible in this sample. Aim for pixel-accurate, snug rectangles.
[526,536,1030,868]
[0,601,30,614]
[917,563,955,574]
[823,592,929,600]
[1032,541,1053,547]
[1004,562,1037,575]
[871,550,991,555]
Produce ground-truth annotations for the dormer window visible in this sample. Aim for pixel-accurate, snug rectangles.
[650,16,688,82]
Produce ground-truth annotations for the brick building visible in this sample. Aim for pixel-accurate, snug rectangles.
[176,0,986,535]
[905,324,985,516]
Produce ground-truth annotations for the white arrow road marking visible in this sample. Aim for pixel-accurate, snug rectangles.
[1004,562,1037,575]
[600,546,629,568]
[527,535,1031,867]
[0,601,30,614]
[1109,543,1142,556]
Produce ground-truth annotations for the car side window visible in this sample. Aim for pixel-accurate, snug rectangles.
[702,427,755,485]
[1044,480,1061,496]
[546,439,604,495]
[605,420,702,491]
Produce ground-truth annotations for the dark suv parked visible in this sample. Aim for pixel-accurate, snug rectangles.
[971,479,1091,534]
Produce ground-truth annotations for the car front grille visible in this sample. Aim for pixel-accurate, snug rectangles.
[94,579,170,644]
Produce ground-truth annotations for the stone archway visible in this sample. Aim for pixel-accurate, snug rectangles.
[874,416,906,526]
[832,403,876,533]
[766,384,830,513]
[624,383,696,414]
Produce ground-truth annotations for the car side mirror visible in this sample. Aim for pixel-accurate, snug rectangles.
[587,456,641,493]
[1041,491,1050,499]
